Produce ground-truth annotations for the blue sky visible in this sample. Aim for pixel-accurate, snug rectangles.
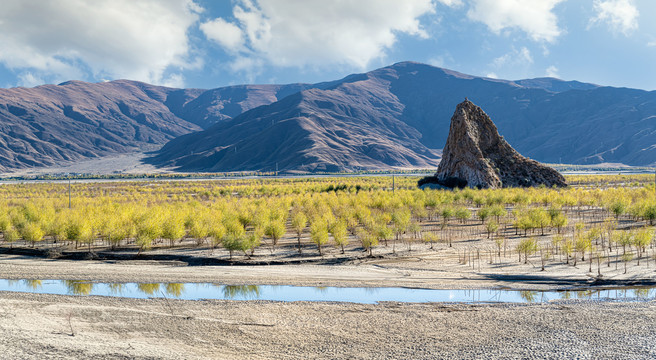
[1,0,655,90]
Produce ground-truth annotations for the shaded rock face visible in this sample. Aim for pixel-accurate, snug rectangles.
[433,99,566,189]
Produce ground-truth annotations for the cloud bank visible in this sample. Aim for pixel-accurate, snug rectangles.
[0,0,649,89]
[590,0,639,36]
[466,0,565,42]
[0,0,201,87]
[200,0,438,72]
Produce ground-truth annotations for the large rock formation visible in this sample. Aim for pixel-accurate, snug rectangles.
[427,99,566,189]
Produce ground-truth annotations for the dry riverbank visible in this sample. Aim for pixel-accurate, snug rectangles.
[1,254,656,359]
[0,291,654,359]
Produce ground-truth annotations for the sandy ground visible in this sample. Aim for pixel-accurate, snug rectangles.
[0,291,655,359]
[0,252,656,359]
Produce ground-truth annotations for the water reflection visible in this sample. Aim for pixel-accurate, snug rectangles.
[138,283,161,295]
[519,291,538,303]
[23,279,42,289]
[556,288,656,301]
[136,283,185,297]
[634,288,650,299]
[363,287,380,295]
[64,280,93,295]
[0,280,655,304]
[164,283,185,297]
[222,285,261,299]
[107,283,125,295]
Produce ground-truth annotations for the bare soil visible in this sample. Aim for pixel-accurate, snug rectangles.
[1,289,655,359]
[1,251,656,359]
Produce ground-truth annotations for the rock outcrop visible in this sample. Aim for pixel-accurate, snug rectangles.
[425,99,566,189]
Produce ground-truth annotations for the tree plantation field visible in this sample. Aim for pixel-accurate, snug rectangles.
[0,174,654,277]
[1,174,656,359]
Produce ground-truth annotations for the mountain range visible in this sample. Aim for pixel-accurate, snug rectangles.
[1,61,654,173]
[0,79,312,171]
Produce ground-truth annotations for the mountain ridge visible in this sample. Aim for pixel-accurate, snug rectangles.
[150,61,655,171]
[0,79,318,171]
[0,61,654,172]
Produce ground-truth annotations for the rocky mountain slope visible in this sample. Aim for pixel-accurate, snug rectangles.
[1,61,655,172]
[151,62,656,172]
[0,80,312,171]
[151,70,441,172]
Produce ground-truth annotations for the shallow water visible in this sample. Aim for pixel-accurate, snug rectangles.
[0,279,654,303]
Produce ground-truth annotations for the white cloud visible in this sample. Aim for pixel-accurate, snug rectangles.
[488,47,533,79]
[493,47,533,68]
[437,0,463,7]
[486,72,498,79]
[0,0,201,86]
[590,0,639,36]
[545,65,559,78]
[17,72,45,88]
[229,57,264,83]
[467,0,565,42]
[160,73,186,88]
[428,57,446,68]
[201,0,435,71]
[648,41,656,47]
[427,52,456,68]
[200,18,245,52]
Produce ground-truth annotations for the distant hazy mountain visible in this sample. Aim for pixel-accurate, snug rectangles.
[150,62,655,171]
[164,83,316,129]
[1,61,654,172]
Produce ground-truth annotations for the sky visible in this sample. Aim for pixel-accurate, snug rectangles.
[1,0,655,90]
